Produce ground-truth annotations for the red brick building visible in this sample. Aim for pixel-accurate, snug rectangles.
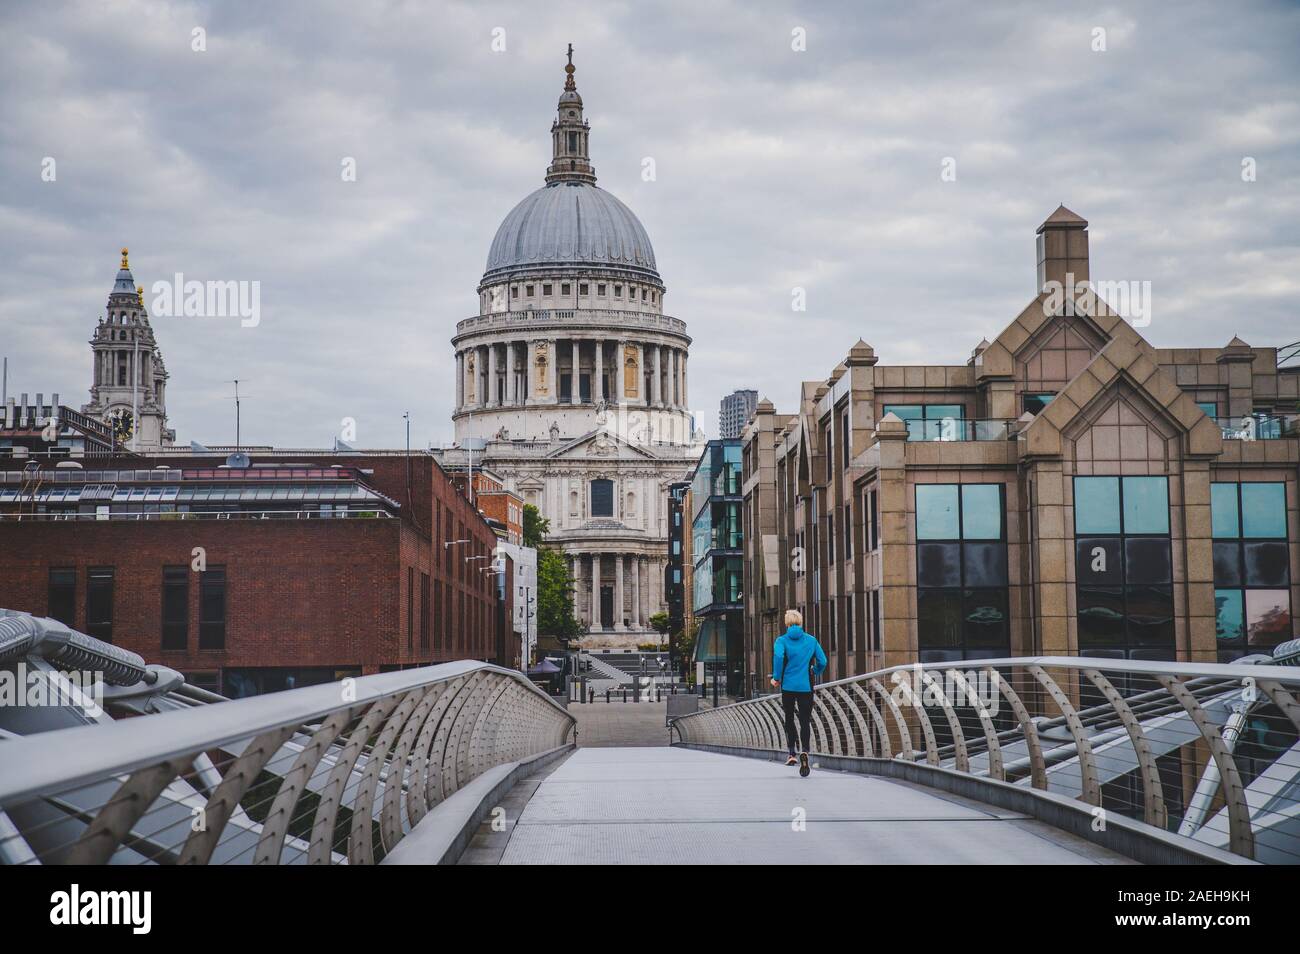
[0,450,508,696]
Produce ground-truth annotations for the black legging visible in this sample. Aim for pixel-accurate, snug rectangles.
[782,690,814,755]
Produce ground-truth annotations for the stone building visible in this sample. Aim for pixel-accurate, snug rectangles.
[446,51,702,645]
[740,206,1299,695]
[720,389,758,440]
[81,248,175,450]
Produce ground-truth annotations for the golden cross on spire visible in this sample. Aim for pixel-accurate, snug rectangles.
[567,43,573,67]
[120,247,129,269]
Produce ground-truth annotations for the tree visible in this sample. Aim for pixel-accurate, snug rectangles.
[536,547,584,642]
[648,611,670,650]
[523,503,548,548]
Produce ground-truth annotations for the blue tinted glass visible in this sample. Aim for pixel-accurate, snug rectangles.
[883,405,922,420]
[1210,483,1240,538]
[1241,483,1287,538]
[1215,589,1244,642]
[1122,477,1168,534]
[961,484,1002,539]
[1074,477,1120,534]
[916,484,959,539]
[1196,401,1217,420]
[925,404,964,421]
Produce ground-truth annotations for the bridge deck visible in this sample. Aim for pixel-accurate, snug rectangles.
[496,746,1137,865]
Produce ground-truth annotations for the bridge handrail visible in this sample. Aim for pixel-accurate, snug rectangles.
[671,655,1300,863]
[0,648,574,865]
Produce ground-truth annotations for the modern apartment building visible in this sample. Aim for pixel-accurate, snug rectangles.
[688,439,744,695]
[741,207,1299,691]
[720,389,758,440]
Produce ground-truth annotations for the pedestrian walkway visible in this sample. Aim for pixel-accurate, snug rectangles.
[570,701,670,747]
[494,747,1137,865]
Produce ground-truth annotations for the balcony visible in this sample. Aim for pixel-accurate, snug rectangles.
[454,308,688,337]
[899,418,1016,442]
[1215,414,1298,441]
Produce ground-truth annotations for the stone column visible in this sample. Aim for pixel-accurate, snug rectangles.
[594,339,604,402]
[486,343,498,407]
[631,555,642,629]
[478,345,488,407]
[614,554,625,632]
[637,343,646,405]
[615,340,625,402]
[681,352,688,407]
[547,338,558,403]
[571,339,580,403]
[571,553,583,623]
[505,341,516,405]
[455,351,464,409]
[590,553,601,630]
[669,349,678,407]
[652,345,662,406]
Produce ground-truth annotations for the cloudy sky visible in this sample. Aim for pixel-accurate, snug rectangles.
[3,0,1297,447]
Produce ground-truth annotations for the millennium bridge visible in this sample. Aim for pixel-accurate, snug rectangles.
[1,609,1297,865]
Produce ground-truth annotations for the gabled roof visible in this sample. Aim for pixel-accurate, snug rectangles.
[1021,334,1222,459]
[542,428,658,460]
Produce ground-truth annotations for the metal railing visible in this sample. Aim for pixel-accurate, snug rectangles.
[671,655,1300,862]
[901,418,1017,441]
[1215,414,1298,441]
[0,633,574,865]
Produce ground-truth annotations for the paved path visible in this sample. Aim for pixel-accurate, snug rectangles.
[570,701,672,747]
[495,747,1137,865]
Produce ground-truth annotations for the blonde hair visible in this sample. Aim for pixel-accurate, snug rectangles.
[784,609,803,628]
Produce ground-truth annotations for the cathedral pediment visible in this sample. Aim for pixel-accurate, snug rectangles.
[544,429,658,461]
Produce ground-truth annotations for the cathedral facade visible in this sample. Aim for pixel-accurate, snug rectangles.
[449,52,702,643]
[81,249,174,450]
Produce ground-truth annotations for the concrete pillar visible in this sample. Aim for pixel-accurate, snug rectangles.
[594,339,604,402]
[590,553,601,630]
[614,554,625,631]
[486,344,498,407]
[505,340,516,405]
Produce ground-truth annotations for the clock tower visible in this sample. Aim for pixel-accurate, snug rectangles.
[81,248,175,449]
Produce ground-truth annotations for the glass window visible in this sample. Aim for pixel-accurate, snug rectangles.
[1074,477,1120,534]
[1076,538,1123,585]
[1024,393,1055,415]
[162,566,188,651]
[963,589,1008,647]
[1196,401,1217,420]
[1124,537,1172,584]
[1078,587,1126,646]
[1215,589,1244,642]
[916,485,959,539]
[199,567,226,650]
[48,568,76,627]
[1245,590,1291,646]
[1121,477,1169,534]
[962,542,1008,586]
[1211,483,1240,537]
[591,479,614,517]
[1241,483,1287,538]
[917,543,961,587]
[86,567,114,642]
[917,590,962,648]
[961,484,1002,539]
[1244,541,1290,587]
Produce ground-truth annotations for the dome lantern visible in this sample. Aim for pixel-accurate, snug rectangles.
[545,44,597,186]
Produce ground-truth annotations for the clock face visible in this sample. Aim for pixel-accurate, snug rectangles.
[106,408,135,443]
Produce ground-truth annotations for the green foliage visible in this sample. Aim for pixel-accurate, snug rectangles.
[648,611,670,635]
[522,504,549,548]
[536,547,584,641]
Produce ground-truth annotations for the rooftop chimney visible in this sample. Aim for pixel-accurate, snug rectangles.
[1036,205,1089,295]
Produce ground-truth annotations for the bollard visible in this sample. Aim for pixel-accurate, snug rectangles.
[605,689,610,704]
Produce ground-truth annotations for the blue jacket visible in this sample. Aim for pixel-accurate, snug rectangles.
[771,625,827,692]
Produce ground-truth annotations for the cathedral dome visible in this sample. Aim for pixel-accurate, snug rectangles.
[482,181,659,286]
